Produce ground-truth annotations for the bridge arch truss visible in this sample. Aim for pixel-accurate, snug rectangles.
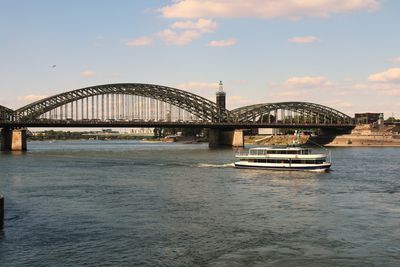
[15,83,231,123]
[231,102,353,125]
[0,105,14,122]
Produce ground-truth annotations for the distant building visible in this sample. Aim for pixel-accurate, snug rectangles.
[258,128,274,135]
[129,128,154,135]
[355,113,383,124]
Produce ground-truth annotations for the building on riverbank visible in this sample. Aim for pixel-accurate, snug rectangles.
[355,113,383,124]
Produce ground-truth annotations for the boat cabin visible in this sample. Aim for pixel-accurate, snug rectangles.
[248,147,311,155]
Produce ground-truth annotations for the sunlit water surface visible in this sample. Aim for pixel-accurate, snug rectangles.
[0,141,399,266]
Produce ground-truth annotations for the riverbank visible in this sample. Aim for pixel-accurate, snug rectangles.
[246,124,400,147]
[245,134,400,147]
[322,135,400,147]
[318,124,400,147]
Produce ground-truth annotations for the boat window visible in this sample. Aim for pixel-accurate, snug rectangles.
[299,150,308,155]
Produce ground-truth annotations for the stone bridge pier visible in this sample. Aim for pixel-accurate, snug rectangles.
[1,128,27,151]
[209,129,244,148]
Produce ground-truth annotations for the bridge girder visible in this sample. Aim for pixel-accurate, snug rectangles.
[15,83,231,122]
[231,102,353,124]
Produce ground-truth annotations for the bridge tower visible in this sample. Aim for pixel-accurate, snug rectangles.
[209,80,244,147]
[216,81,226,109]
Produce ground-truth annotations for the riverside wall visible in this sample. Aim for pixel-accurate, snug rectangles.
[323,124,400,147]
[245,124,400,147]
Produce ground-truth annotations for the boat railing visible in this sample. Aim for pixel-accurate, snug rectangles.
[327,151,332,163]
[235,151,249,157]
[236,151,329,158]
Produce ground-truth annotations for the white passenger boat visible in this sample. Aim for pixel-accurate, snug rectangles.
[234,146,331,172]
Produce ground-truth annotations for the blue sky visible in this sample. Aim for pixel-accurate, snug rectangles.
[1,0,400,117]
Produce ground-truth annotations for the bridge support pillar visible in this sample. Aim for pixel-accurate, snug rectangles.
[0,195,4,230]
[1,128,27,151]
[209,129,244,148]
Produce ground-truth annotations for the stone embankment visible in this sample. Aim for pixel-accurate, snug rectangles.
[321,124,400,147]
[245,124,400,147]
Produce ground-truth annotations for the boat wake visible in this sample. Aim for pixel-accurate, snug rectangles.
[197,163,235,168]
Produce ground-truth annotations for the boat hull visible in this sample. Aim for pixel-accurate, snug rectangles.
[234,162,331,172]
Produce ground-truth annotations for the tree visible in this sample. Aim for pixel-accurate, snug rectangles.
[385,117,400,122]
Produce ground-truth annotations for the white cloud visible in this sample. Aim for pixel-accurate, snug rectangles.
[175,81,219,91]
[278,90,312,100]
[368,68,400,83]
[228,95,253,108]
[268,89,311,102]
[390,57,400,63]
[94,36,106,46]
[353,82,400,96]
[288,35,319,44]
[81,70,96,77]
[156,18,216,46]
[283,76,332,89]
[208,38,237,47]
[175,81,220,101]
[125,36,153,47]
[160,0,380,19]
[156,29,202,45]
[170,18,217,32]
[277,90,309,97]
[232,79,249,85]
[328,101,354,108]
[17,94,48,102]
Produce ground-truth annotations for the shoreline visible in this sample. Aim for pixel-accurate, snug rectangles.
[325,144,400,147]
[245,134,400,148]
[26,138,400,147]
[325,144,400,148]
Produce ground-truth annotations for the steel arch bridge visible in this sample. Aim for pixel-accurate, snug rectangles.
[231,102,353,125]
[0,83,355,128]
[14,83,231,123]
[0,105,14,121]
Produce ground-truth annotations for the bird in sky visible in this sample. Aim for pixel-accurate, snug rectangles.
[51,65,56,68]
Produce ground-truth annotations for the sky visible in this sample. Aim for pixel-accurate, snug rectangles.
[1,0,400,118]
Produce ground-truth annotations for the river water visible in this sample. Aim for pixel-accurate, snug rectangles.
[0,141,399,266]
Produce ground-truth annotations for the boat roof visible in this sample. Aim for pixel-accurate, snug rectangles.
[249,146,310,151]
